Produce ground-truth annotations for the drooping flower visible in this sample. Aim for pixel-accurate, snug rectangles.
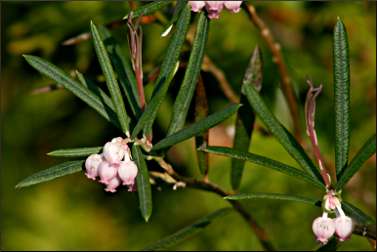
[224,1,243,13]
[105,176,121,193]
[103,141,126,164]
[85,154,103,180]
[188,1,205,12]
[312,213,336,245]
[118,161,138,189]
[98,161,118,184]
[205,1,224,19]
[335,215,353,241]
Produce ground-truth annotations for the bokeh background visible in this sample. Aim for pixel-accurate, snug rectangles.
[1,1,376,250]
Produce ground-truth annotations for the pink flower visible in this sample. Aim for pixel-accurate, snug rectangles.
[105,176,121,193]
[335,216,353,241]
[189,1,205,12]
[205,1,224,19]
[224,1,242,13]
[98,161,118,184]
[312,214,335,244]
[103,141,126,164]
[118,161,138,190]
[85,154,103,180]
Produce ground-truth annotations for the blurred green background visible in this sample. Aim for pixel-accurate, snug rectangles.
[1,1,376,250]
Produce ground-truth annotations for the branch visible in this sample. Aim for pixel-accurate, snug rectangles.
[242,3,302,142]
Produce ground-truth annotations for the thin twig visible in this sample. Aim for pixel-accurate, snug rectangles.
[242,3,302,142]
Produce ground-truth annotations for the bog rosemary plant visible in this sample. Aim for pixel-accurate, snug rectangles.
[16,1,375,250]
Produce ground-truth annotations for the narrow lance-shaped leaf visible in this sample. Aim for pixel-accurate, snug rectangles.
[23,55,120,128]
[132,145,152,222]
[242,82,323,185]
[122,1,171,20]
[201,146,324,189]
[141,208,232,251]
[98,25,141,117]
[342,201,375,225]
[231,46,262,190]
[336,134,376,190]
[90,21,131,136]
[15,160,84,188]
[167,12,209,135]
[47,147,102,158]
[194,76,209,175]
[75,70,115,110]
[143,6,191,137]
[225,192,319,206]
[152,104,241,152]
[333,18,351,176]
[131,62,179,138]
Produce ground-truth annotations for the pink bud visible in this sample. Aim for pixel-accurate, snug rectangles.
[85,154,102,180]
[104,176,121,193]
[224,1,242,13]
[103,141,126,164]
[189,1,205,12]
[118,161,138,188]
[312,215,335,244]
[98,161,118,184]
[205,1,224,19]
[335,216,353,241]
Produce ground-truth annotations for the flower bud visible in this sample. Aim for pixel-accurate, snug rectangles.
[104,176,121,193]
[335,216,353,241]
[189,1,205,12]
[118,161,138,188]
[103,141,126,164]
[224,1,243,13]
[98,161,118,184]
[85,154,102,180]
[312,215,335,244]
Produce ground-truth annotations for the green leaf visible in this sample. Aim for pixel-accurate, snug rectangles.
[47,147,102,157]
[123,1,171,20]
[167,12,209,135]
[15,160,84,188]
[132,145,152,222]
[333,18,351,176]
[141,208,232,251]
[224,192,319,206]
[231,46,262,190]
[242,81,323,185]
[316,237,339,252]
[131,62,179,138]
[98,25,141,117]
[152,104,241,152]
[342,201,375,225]
[75,70,115,110]
[90,21,130,136]
[23,55,120,128]
[143,5,191,136]
[336,134,376,189]
[201,146,324,189]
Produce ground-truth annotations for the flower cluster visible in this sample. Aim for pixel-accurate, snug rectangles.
[312,191,353,244]
[188,1,243,19]
[85,137,138,193]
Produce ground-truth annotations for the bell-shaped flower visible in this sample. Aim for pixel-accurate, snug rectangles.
[98,161,118,184]
[312,214,335,244]
[189,1,205,12]
[335,216,353,241]
[103,141,126,164]
[85,154,103,180]
[118,161,138,190]
[205,1,224,19]
[224,1,243,13]
[104,176,121,193]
